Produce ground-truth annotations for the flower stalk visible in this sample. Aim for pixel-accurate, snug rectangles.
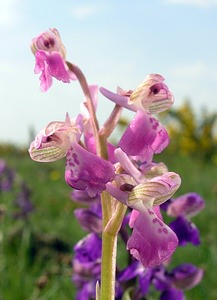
[100,192,127,300]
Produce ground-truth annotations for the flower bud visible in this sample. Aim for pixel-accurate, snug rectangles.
[31,28,66,58]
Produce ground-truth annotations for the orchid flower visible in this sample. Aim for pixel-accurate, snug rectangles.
[100,74,174,114]
[29,113,80,162]
[166,193,205,246]
[31,28,77,91]
[107,171,181,268]
[101,75,172,161]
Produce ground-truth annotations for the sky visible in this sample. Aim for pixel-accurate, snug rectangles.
[1,0,217,145]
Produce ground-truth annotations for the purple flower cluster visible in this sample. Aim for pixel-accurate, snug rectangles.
[0,159,34,219]
[29,28,204,299]
[72,191,204,299]
[0,159,15,192]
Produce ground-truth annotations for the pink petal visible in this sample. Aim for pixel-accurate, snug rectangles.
[34,50,76,92]
[127,208,178,268]
[65,142,115,197]
[119,110,169,162]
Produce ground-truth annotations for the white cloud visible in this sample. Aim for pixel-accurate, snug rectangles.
[164,0,217,7]
[70,4,107,19]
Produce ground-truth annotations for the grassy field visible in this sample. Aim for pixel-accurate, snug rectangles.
[1,145,217,299]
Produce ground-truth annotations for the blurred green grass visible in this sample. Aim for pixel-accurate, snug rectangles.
[1,145,217,299]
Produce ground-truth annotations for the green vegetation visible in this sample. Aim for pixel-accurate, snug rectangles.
[1,138,217,299]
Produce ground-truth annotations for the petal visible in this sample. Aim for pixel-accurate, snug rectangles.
[29,141,67,162]
[171,264,204,290]
[118,110,169,162]
[169,216,201,246]
[74,204,102,233]
[127,208,178,268]
[65,143,115,197]
[160,288,185,300]
[73,233,102,276]
[167,192,205,218]
[128,172,181,208]
[138,268,153,295]
[118,261,144,282]
[45,51,71,82]
[100,87,137,112]
[34,50,75,91]
[71,190,101,205]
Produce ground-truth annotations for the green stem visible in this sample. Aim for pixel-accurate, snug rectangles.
[100,231,117,300]
[100,192,127,300]
[100,191,117,300]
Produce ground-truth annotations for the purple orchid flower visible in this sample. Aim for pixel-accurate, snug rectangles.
[169,216,201,246]
[167,192,205,218]
[153,263,204,299]
[160,288,185,300]
[29,113,81,162]
[165,193,205,246]
[107,171,181,268]
[13,182,34,219]
[31,28,77,91]
[0,159,15,191]
[74,203,102,233]
[73,233,102,300]
[100,74,174,114]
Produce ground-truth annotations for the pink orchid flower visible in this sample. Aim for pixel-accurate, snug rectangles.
[29,113,80,162]
[100,74,174,114]
[106,170,181,268]
[31,28,77,91]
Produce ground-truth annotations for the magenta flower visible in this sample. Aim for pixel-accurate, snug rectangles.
[100,74,174,114]
[31,28,76,91]
[107,171,181,267]
[65,142,115,197]
[126,173,181,267]
[29,113,80,162]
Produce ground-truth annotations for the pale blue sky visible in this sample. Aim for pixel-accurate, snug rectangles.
[1,0,217,145]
